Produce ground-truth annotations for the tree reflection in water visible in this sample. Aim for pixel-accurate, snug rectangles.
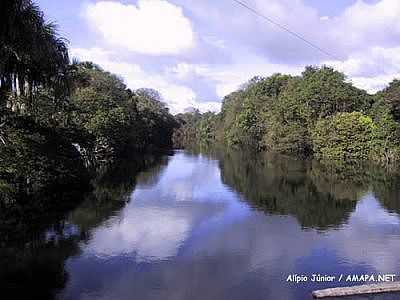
[0,153,168,299]
[1,149,400,300]
[215,149,400,230]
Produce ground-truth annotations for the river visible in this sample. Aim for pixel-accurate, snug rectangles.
[2,150,400,300]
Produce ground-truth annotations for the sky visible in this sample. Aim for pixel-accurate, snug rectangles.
[37,0,400,114]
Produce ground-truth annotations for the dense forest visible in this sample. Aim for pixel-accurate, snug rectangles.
[174,68,400,164]
[0,0,177,209]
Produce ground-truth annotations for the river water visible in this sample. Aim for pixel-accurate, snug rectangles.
[2,150,400,300]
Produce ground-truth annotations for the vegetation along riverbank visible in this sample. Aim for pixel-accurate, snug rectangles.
[174,70,400,165]
[1,0,400,215]
[0,0,178,213]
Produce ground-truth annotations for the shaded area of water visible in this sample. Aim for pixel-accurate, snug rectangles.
[1,150,400,300]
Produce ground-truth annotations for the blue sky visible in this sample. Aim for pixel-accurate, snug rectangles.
[37,0,400,113]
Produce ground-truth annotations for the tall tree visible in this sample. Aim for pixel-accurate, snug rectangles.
[0,0,69,110]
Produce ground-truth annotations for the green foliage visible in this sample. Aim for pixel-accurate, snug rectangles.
[312,112,377,160]
[0,114,89,208]
[172,110,220,149]
[262,77,310,153]
[198,112,221,143]
[378,79,400,121]
[241,74,292,99]
[3,0,400,217]
[175,66,400,165]
[220,74,291,149]
[172,110,202,148]
[135,89,178,149]
[70,63,177,161]
[0,1,178,210]
[312,107,400,163]
[299,66,371,120]
[220,66,369,153]
[0,0,69,108]
[226,97,265,148]
[264,118,311,154]
[369,99,400,163]
[263,67,372,154]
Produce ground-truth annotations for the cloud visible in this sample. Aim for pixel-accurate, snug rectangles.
[82,152,230,261]
[70,47,220,114]
[167,56,303,99]
[85,205,191,260]
[172,0,400,64]
[172,0,324,63]
[325,194,400,274]
[332,0,400,52]
[85,0,194,55]
[324,46,400,93]
[60,153,400,300]
[210,59,303,98]
[327,47,400,78]
[350,75,400,94]
[73,0,400,112]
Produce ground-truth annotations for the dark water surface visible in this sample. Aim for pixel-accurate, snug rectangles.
[2,150,400,300]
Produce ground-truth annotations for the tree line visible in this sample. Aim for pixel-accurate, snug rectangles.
[2,0,400,209]
[174,67,400,165]
[0,0,177,207]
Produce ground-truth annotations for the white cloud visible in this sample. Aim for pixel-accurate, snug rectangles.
[324,46,400,93]
[168,57,303,99]
[202,35,227,50]
[169,63,209,80]
[74,0,400,111]
[85,206,190,261]
[332,0,400,51]
[173,0,400,63]
[247,0,400,59]
[85,0,194,55]
[326,47,400,77]
[325,194,400,274]
[350,75,400,94]
[70,48,220,114]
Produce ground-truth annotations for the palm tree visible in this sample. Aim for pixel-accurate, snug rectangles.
[0,0,69,111]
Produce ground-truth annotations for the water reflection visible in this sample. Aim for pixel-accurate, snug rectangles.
[218,150,364,230]
[1,150,400,300]
[0,154,167,299]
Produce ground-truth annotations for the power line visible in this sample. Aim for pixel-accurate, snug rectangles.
[231,0,341,61]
